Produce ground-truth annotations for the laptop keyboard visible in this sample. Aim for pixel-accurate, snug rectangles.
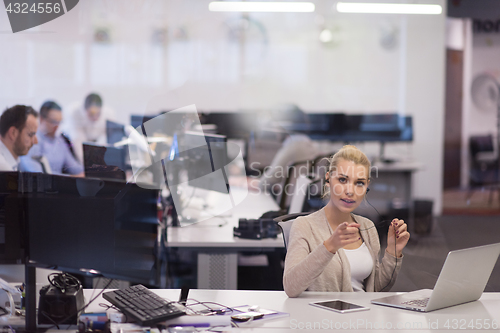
[402,298,429,307]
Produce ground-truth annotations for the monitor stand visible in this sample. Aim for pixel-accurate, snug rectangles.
[378,142,396,164]
[24,263,37,333]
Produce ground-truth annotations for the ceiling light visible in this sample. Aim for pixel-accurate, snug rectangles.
[319,29,333,43]
[336,2,442,15]
[209,2,315,12]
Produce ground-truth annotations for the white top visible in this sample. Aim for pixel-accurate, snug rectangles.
[0,139,19,171]
[61,103,115,162]
[343,242,374,292]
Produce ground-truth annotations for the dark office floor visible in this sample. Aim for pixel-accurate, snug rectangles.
[391,214,500,292]
[442,188,500,215]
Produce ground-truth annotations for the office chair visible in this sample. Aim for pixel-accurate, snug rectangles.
[274,212,310,250]
[277,159,313,211]
[467,135,500,205]
[32,156,53,174]
[311,152,335,180]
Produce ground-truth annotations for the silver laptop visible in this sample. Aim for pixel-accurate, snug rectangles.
[371,242,500,312]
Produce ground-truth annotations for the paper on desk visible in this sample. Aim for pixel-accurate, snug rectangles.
[231,305,289,322]
[110,315,230,329]
[110,323,157,333]
[232,306,277,315]
[162,314,231,327]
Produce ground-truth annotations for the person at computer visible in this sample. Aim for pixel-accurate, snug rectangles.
[257,104,319,193]
[63,93,115,162]
[0,105,39,171]
[283,145,409,297]
[20,101,85,176]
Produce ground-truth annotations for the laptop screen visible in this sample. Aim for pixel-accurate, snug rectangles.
[83,143,127,180]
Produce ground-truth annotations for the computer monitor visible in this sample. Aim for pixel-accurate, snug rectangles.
[0,172,25,264]
[292,113,412,143]
[343,114,413,142]
[201,112,258,140]
[162,131,231,226]
[106,120,126,145]
[83,143,127,180]
[170,131,229,193]
[26,176,160,284]
[130,115,155,130]
[131,112,192,133]
[12,172,161,330]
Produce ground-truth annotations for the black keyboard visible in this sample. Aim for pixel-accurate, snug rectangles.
[103,285,186,326]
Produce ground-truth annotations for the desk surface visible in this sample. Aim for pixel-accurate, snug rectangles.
[167,187,283,248]
[81,289,500,332]
[7,289,500,332]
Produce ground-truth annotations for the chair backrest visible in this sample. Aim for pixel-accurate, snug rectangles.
[274,212,310,250]
[468,135,499,186]
[469,135,494,158]
[288,174,313,214]
[278,159,313,211]
[312,153,334,180]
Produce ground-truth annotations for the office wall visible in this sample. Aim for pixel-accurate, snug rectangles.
[403,8,446,215]
[0,0,446,214]
[468,34,500,135]
[460,21,500,188]
[0,1,403,112]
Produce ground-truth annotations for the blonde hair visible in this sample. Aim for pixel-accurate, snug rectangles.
[322,145,371,198]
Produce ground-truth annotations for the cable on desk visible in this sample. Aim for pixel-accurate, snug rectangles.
[47,272,82,294]
[39,310,61,330]
[183,298,234,316]
[0,306,8,317]
[98,303,130,323]
[2,325,16,333]
[44,276,115,331]
[39,272,85,329]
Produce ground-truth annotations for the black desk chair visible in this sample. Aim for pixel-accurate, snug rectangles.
[467,135,500,205]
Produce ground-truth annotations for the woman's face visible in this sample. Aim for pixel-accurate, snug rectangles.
[327,158,369,214]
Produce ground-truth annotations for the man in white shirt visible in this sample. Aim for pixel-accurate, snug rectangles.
[0,105,39,171]
[62,93,115,162]
[258,104,319,192]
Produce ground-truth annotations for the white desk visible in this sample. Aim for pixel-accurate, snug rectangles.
[81,289,500,332]
[166,187,283,289]
[7,289,500,332]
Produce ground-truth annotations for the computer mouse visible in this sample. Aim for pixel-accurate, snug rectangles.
[249,305,260,312]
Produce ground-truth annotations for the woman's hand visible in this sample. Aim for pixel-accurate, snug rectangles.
[324,222,360,254]
[386,218,410,258]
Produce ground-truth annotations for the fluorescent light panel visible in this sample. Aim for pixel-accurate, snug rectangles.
[336,2,442,14]
[209,2,315,12]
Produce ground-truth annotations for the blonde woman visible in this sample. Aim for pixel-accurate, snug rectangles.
[283,145,410,297]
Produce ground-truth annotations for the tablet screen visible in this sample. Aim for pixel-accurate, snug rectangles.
[313,300,365,311]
